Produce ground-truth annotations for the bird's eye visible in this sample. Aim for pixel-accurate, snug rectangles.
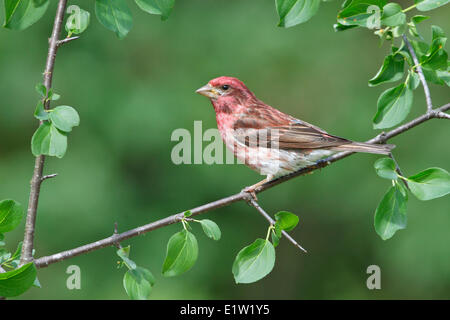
[222,85,230,90]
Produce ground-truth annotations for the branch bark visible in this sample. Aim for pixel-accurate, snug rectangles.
[402,35,433,112]
[34,103,449,269]
[20,0,68,265]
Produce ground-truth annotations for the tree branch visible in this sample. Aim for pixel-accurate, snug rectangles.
[33,103,449,269]
[246,197,307,253]
[402,35,433,112]
[20,0,68,265]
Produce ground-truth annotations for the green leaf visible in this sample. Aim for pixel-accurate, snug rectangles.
[407,70,420,89]
[374,184,407,240]
[34,101,48,121]
[232,239,275,284]
[337,0,387,28]
[3,0,49,30]
[0,263,37,297]
[35,83,46,97]
[420,25,448,71]
[274,211,299,231]
[381,3,406,27]
[198,219,221,241]
[415,0,450,11]
[47,89,60,101]
[49,106,80,132]
[31,122,67,158]
[0,233,4,247]
[374,157,398,180]
[436,68,450,86]
[407,168,450,201]
[276,0,320,28]
[95,0,133,39]
[162,229,198,277]
[135,0,175,21]
[333,22,358,32]
[116,246,137,270]
[123,267,155,300]
[373,82,413,129]
[0,200,23,233]
[423,66,445,85]
[65,6,90,35]
[183,210,192,217]
[411,15,429,24]
[271,230,280,248]
[369,54,405,86]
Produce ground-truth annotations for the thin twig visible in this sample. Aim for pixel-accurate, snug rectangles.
[41,173,58,182]
[402,35,433,112]
[435,111,450,119]
[20,0,68,266]
[246,197,307,253]
[33,103,449,269]
[56,36,80,47]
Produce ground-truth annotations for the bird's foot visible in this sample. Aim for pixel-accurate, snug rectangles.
[241,186,258,201]
[241,177,272,201]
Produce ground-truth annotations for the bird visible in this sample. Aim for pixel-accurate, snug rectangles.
[196,76,395,193]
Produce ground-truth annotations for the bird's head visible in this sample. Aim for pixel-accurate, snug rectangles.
[196,76,256,113]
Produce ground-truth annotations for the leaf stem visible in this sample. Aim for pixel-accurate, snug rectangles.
[402,4,417,13]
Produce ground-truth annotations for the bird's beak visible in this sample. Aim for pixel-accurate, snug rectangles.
[196,83,218,99]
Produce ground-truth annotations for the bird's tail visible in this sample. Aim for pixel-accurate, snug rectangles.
[331,142,395,155]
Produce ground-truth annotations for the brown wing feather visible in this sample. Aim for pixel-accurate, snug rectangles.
[232,103,352,150]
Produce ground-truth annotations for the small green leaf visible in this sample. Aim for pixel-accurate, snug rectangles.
[34,101,49,121]
[183,210,192,217]
[274,222,282,238]
[276,0,321,28]
[31,122,67,158]
[3,0,50,30]
[374,184,407,240]
[436,67,450,86]
[116,246,137,270]
[0,200,23,233]
[337,0,387,28]
[162,230,198,277]
[48,89,60,101]
[198,219,221,241]
[411,15,429,24]
[274,211,299,231]
[369,54,405,86]
[374,158,398,180]
[381,3,406,27]
[373,82,413,129]
[0,263,37,297]
[135,0,175,21]
[420,25,448,71]
[232,239,275,284]
[407,70,421,89]
[35,83,46,97]
[65,6,90,35]
[49,106,80,132]
[333,22,358,32]
[407,168,450,201]
[271,230,280,248]
[95,0,133,39]
[123,267,155,300]
[415,0,450,11]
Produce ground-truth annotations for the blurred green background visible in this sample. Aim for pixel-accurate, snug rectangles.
[0,0,449,299]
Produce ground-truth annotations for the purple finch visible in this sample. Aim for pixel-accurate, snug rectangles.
[196,76,395,191]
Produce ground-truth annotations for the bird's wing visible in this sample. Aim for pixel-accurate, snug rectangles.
[232,106,352,150]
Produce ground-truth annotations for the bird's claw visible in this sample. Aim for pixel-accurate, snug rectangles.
[241,186,258,202]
